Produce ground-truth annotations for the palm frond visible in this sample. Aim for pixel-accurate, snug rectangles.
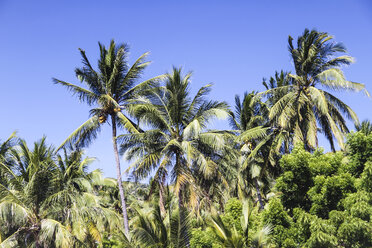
[57,116,101,151]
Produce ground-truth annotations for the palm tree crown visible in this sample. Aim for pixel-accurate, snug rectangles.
[263,29,369,151]
[54,40,163,148]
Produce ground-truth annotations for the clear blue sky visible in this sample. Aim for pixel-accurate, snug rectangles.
[1,0,371,178]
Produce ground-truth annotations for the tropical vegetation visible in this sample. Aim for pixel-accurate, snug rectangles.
[1,28,371,247]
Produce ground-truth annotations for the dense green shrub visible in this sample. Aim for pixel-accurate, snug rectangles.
[262,198,297,247]
[183,132,372,248]
[344,131,372,176]
[272,132,372,247]
[308,173,356,218]
[337,217,372,248]
[190,227,221,248]
[276,146,313,210]
[221,197,243,231]
[360,161,372,192]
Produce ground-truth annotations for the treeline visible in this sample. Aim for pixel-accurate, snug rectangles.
[0,29,371,247]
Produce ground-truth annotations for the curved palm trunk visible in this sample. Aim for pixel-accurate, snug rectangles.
[254,178,264,210]
[111,116,130,235]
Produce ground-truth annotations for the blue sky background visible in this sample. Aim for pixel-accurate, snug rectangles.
[1,0,371,178]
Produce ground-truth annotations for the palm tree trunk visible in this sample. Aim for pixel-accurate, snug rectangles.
[176,152,184,210]
[254,178,264,210]
[159,181,166,216]
[176,153,184,210]
[176,152,190,248]
[111,115,130,235]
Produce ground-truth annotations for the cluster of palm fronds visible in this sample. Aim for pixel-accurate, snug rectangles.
[0,135,122,247]
[1,28,370,247]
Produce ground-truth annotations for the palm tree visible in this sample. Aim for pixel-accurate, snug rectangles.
[355,119,372,135]
[0,139,121,247]
[229,92,277,209]
[0,132,17,187]
[230,92,264,208]
[49,148,122,246]
[0,132,17,160]
[0,138,74,247]
[260,29,369,151]
[132,205,191,248]
[120,67,230,218]
[53,40,164,234]
[210,199,272,248]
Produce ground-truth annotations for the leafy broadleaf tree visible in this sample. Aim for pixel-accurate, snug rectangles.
[53,40,164,234]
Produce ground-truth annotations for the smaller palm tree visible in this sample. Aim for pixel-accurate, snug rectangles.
[0,138,73,247]
[210,199,272,248]
[47,148,122,246]
[132,204,191,248]
[0,139,121,247]
[0,132,17,187]
[230,92,277,209]
[355,120,372,135]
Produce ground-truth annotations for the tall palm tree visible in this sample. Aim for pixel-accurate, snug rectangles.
[260,29,369,151]
[120,67,230,216]
[53,40,164,234]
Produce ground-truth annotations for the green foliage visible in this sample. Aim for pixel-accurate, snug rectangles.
[221,198,243,231]
[341,191,372,221]
[273,132,372,247]
[2,30,372,248]
[276,145,313,210]
[360,161,372,192]
[337,217,372,248]
[345,131,372,176]
[262,198,296,247]
[190,227,221,248]
[308,173,356,218]
[262,198,291,227]
[308,150,343,176]
[305,218,338,248]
